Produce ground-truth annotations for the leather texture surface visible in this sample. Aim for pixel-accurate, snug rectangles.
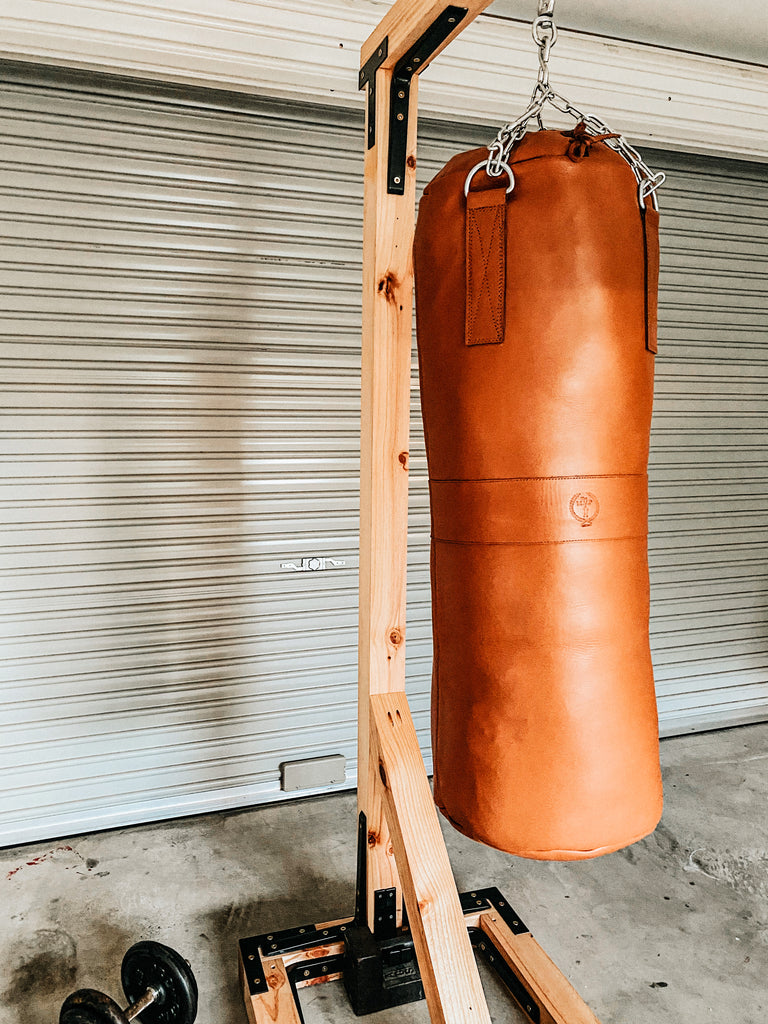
[413,128,663,860]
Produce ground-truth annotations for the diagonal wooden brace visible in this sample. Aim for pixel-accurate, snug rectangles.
[370,690,491,1023]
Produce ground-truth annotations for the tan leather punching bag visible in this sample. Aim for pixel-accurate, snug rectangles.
[413,127,663,860]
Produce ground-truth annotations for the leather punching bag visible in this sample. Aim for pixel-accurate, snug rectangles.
[413,128,663,860]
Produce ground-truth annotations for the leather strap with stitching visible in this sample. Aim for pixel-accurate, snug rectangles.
[465,187,507,346]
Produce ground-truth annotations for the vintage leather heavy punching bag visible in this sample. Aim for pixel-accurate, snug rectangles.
[413,127,663,860]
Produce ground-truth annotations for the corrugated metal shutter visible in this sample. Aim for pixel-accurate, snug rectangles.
[0,65,766,846]
[646,154,768,734]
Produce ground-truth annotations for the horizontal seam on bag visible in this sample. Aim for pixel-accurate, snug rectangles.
[432,534,646,547]
[431,472,645,483]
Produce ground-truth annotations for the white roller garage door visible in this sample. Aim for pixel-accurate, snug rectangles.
[0,63,766,846]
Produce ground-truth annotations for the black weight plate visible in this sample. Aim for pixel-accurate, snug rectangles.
[60,989,130,1024]
[121,942,198,1024]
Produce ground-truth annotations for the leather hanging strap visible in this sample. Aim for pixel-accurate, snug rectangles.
[643,204,660,354]
[465,187,507,346]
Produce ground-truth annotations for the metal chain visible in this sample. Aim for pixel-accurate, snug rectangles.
[485,0,665,209]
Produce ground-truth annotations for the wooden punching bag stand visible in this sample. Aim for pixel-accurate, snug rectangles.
[239,2,601,1021]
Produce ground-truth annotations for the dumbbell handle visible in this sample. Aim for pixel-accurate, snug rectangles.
[124,986,160,1022]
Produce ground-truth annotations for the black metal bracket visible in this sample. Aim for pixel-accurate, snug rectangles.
[286,953,346,1024]
[239,920,349,996]
[358,7,468,193]
[459,886,529,935]
[470,928,540,1023]
[387,6,468,194]
[359,38,388,151]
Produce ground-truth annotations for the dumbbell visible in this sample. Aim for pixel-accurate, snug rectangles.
[59,941,197,1024]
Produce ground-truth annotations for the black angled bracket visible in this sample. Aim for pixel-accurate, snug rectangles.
[387,6,468,194]
[359,6,468,194]
[359,38,388,151]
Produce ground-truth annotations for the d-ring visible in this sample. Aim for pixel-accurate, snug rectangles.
[464,160,515,198]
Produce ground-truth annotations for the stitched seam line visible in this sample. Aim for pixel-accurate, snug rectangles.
[466,208,478,336]
[431,472,645,483]
[478,206,502,335]
[432,534,646,547]
[467,202,504,345]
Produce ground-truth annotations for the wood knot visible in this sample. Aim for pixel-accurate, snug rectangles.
[377,272,398,303]
[367,829,378,848]
[406,155,416,169]
[398,451,409,470]
[378,761,388,788]
[389,628,403,647]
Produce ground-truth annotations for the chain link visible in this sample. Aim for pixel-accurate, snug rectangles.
[486,0,665,209]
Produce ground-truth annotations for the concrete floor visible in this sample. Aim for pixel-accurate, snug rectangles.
[2,723,767,1024]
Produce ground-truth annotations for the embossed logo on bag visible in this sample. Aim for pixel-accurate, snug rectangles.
[569,492,599,527]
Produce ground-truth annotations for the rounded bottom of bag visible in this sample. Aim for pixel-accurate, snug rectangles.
[436,799,663,862]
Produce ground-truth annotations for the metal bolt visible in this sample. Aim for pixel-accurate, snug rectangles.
[398,90,405,99]
[397,113,404,121]
[322,930,329,936]
[378,48,382,56]
[449,16,456,23]
[267,935,273,940]
[304,969,310,977]
[394,176,401,184]
[299,928,306,934]
[414,57,420,63]
[248,954,255,961]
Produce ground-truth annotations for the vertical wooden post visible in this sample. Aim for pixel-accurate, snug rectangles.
[357,58,417,925]
[357,0,496,933]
